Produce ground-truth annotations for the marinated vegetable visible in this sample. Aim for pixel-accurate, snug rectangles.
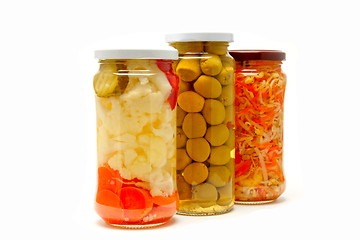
[166,33,235,215]
[231,50,286,204]
[94,57,178,227]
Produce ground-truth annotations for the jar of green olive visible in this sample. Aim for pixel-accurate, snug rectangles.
[166,33,235,215]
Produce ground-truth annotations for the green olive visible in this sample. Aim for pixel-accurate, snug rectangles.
[172,42,204,54]
[218,85,234,107]
[183,162,209,185]
[205,124,229,146]
[193,75,222,98]
[176,56,202,82]
[217,184,233,206]
[200,54,223,76]
[216,62,234,85]
[192,183,218,202]
[182,113,207,138]
[177,127,188,148]
[208,145,231,165]
[225,129,235,149]
[202,99,226,125]
[223,106,234,127]
[178,91,205,113]
[178,79,192,93]
[205,42,228,55]
[186,138,210,162]
[207,166,231,187]
[177,107,187,127]
[177,148,192,170]
[177,174,192,200]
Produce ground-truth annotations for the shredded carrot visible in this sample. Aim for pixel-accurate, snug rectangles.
[234,61,286,202]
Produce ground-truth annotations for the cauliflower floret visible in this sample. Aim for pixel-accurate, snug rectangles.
[148,136,167,168]
[149,169,174,196]
[96,60,176,196]
[127,60,171,98]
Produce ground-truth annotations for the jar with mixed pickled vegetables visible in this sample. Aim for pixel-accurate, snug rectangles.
[166,33,235,215]
[229,50,286,204]
[93,49,179,228]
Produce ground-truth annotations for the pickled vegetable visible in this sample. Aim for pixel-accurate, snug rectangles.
[207,166,231,187]
[170,40,235,215]
[205,124,229,146]
[183,162,209,185]
[94,59,178,226]
[177,91,205,112]
[177,148,192,170]
[200,54,222,76]
[182,113,207,138]
[186,138,210,162]
[176,57,202,82]
[234,59,286,203]
[202,99,226,125]
[193,75,222,98]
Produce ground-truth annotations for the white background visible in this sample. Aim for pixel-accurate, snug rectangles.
[0,0,359,239]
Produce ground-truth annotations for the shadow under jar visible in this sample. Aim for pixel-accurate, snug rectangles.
[229,50,286,204]
[93,49,179,228]
[166,33,235,216]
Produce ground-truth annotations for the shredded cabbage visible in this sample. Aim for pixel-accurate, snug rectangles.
[234,61,286,202]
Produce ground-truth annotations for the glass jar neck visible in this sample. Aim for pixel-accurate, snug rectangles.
[170,41,229,55]
[237,60,283,68]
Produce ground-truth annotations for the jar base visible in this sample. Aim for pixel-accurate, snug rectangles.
[177,206,233,216]
[235,199,275,205]
[108,221,167,229]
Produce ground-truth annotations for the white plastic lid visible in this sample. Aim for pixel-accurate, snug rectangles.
[165,32,234,43]
[94,49,178,60]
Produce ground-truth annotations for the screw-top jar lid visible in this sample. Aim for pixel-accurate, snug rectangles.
[94,49,178,60]
[229,50,286,61]
[165,32,234,43]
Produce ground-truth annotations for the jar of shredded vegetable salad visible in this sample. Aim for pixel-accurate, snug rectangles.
[166,33,235,215]
[229,50,286,204]
[93,49,179,228]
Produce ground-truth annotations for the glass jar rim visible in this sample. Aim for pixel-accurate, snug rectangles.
[165,32,234,43]
[94,49,178,60]
[229,50,286,61]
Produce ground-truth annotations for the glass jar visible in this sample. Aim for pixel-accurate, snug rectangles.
[93,49,179,228]
[166,33,235,215]
[229,50,286,204]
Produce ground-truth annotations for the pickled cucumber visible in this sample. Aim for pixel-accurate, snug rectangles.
[178,91,205,113]
[207,166,231,187]
[177,174,192,200]
[183,162,209,185]
[182,113,207,138]
[202,99,226,125]
[177,127,188,148]
[176,57,202,82]
[208,145,231,165]
[205,124,229,146]
[186,138,210,162]
[193,75,222,98]
[200,54,222,76]
[177,148,192,170]
[93,64,119,97]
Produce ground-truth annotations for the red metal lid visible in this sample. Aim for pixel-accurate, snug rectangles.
[229,50,286,61]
